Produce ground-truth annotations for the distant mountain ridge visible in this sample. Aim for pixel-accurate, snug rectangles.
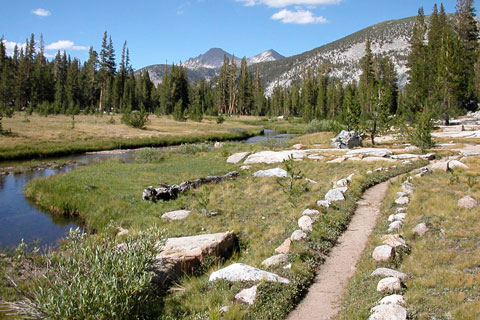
[138,48,285,85]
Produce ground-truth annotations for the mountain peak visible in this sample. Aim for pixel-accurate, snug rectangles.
[247,49,285,65]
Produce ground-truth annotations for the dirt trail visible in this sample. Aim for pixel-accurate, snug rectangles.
[287,180,392,320]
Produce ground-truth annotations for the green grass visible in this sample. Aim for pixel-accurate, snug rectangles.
[237,117,308,134]
[21,141,425,319]
[337,159,480,320]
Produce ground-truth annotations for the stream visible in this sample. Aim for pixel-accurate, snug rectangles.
[0,129,295,250]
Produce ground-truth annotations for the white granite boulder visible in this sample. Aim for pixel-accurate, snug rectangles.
[253,168,289,178]
[431,161,449,172]
[377,277,403,292]
[371,268,408,281]
[388,221,403,233]
[334,178,348,188]
[298,216,314,232]
[372,245,395,262]
[379,294,406,306]
[227,152,250,164]
[458,196,478,209]
[388,213,406,223]
[394,196,409,205]
[302,208,320,216]
[235,285,258,305]
[369,304,407,320]
[381,234,407,249]
[291,230,307,241]
[332,130,362,149]
[161,210,192,221]
[209,263,290,284]
[316,200,330,208]
[275,238,291,254]
[448,160,469,170]
[325,188,346,202]
[261,254,289,268]
[346,148,392,158]
[412,223,429,237]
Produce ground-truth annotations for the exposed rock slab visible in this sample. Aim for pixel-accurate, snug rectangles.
[227,152,250,164]
[235,285,258,305]
[371,268,408,281]
[261,254,289,268]
[161,210,192,221]
[448,160,469,170]
[209,263,290,284]
[152,232,236,286]
[369,304,407,320]
[253,168,289,178]
[458,196,478,209]
[346,148,392,158]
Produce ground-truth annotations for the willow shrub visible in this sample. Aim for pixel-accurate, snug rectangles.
[6,228,164,320]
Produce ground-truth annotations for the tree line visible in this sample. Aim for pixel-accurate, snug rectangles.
[0,0,478,133]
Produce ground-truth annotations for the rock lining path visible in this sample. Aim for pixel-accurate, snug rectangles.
[287,179,393,320]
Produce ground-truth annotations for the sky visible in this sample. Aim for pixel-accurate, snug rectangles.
[1,0,478,70]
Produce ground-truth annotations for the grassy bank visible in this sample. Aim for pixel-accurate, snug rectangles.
[20,136,426,319]
[337,158,480,320]
[0,113,263,161]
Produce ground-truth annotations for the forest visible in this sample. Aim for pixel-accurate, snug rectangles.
[0,1,478,135]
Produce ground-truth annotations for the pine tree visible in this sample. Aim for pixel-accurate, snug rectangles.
[237,57,253,115]
[252,65,265,116]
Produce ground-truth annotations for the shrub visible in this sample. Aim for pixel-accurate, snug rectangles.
[408,111,434,152]
[305,119,342,134]
[4,228,163,319]
[216,115,225,124]
[134,148,165,163]
[121,108,149,129]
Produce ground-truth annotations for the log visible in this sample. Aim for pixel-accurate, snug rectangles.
[142,171,239,201]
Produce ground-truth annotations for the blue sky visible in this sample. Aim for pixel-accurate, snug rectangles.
[1,1,477,69]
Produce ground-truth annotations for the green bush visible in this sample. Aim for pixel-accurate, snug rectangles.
[134,148,165,163]
[216,115,225,124]
[305,119,341,133]
[4,228,163,319]
[121,109,149,129]
[408,111,435,152]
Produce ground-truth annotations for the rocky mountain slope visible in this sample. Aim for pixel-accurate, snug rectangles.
[255,16,418,95]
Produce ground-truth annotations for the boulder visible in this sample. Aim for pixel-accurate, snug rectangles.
[421,153,436,160]
[253,168,289,178]
[346,148,393,158]
[401,184,414,195]
[302,209,320,216]
[394,197,409,205]
[458,196,478,209]
[161,210,192,221]
[209,263,290,284]
[316,200,330,208]
[152,232,236,286]
[292,144,306,150]
[372,245,395,262]
[369,304,407,320]
[327,156,346,163]
[116,227,129,236]
[325,188,346,202]
[381,234,407,249]
[261,254,289,268]
[377,277,403,293]
[240,165,252,170]
[412,223,429,237]
[396,207,407,213]
[291,230,307,241]
[371,268,408,281]
[388,213,406,223]
[448,160,469,170]
[332,130,363,149]
[379,294,406,306]
[298,216,314,232]
[405,145,420,152]
[388,221,403,233]
[214,142,225,149]
[334,178,348,188]
[227,152,250,164]
[346,173,355,182]
[235,285,258,305]
[431,161,449,172]
[416,167,432,177]
[275,238,291,254]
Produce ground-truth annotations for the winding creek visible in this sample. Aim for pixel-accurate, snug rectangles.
[0,129,295,250]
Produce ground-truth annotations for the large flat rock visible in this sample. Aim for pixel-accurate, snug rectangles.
[209,263,290,283]
[161,210,192,221]
[346,148,393,158]
[253,168,289,178]
[244,149,346,164]
[152,232,236,286]
[227,152,250,164]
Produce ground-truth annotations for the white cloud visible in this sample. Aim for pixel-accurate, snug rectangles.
[237,0,340,8]
[45,40,88,50]
[1,40,26,56]
[271,8,327,24]
[32,8,51,17]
